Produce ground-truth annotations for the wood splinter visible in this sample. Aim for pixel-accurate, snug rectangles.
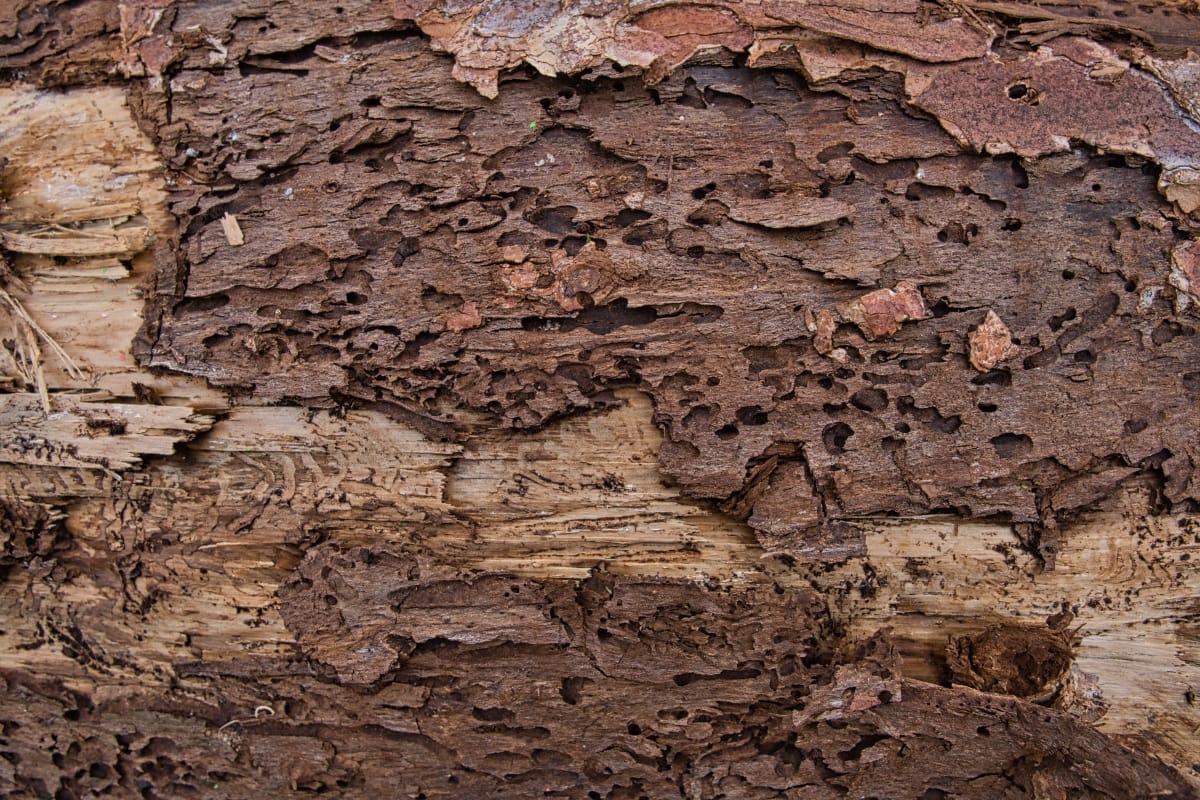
[220,212,245,246]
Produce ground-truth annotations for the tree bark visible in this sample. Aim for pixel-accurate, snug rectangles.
[2,1,1200,798]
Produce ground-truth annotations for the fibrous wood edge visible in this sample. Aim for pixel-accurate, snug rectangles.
[0,392,213,471]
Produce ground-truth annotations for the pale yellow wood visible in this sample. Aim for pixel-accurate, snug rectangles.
[0,86,221,404]
[0,392,213,470]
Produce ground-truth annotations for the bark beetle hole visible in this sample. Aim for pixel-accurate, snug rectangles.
[692,182,716,200]
[736,405,769,425]
[528,205,578,235]
[817,142,854,163]
[1074,349,1096,364]
[978,402,998,413]
[977,725,990,736]
[560,677,585,705]
[1002,217,1023,232]
[471,707,513,722]
[393,238,420,267]
[615,208,651,227]
[823,422,854,454]
[850,388,888,412]
[1062,269,1075,280]
[1183,371,1200,392]
[716,423,739,440]
[687,203,726,227]
[1048,307,1076,331]
[1010,159,1030,188]
[991,432,1033,459]
[175,293,230,316]
[1140,448,1173,470]
[683,405,712,428]
[563,235,593,255]
[972,368,1012,387]
[1125,418,1148,434]
[1006,83,1039,105]
[936,222,977,244]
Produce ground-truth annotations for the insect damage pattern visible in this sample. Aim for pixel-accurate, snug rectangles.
[264,544,1190,799]
[2,546,1192,799]
[142,26,1200,560]
[4,2,1200,797]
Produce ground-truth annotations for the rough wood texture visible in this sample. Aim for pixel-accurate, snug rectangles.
[2,1,1200,798]
[2,397,1198,797]
[129,6,1200,562]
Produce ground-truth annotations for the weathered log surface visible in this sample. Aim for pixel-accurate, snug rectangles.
[2,1,1200,798]
[126,3,1200,561]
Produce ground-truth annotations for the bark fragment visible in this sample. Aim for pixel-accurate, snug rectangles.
[1170,239,1200,312]
[725,195,854,229]
[219,212,244,247]
[837,280,930,339]
[392,0,992,97]
[906,39,1200,164]
[968,308,1020,371]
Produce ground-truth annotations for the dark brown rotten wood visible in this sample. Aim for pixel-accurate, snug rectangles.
[2,1,1200,798]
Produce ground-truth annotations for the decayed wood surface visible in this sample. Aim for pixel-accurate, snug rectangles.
[2,1,1200,798]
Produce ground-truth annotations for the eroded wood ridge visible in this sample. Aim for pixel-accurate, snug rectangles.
[2,0,1200,797]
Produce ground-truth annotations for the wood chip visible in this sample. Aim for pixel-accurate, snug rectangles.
[221,212,245,246]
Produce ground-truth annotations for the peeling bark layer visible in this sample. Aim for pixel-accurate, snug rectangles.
[137,17,1200,558]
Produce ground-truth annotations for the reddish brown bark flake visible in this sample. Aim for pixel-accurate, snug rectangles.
[837,280,930,339]
[968,309,1020,372]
